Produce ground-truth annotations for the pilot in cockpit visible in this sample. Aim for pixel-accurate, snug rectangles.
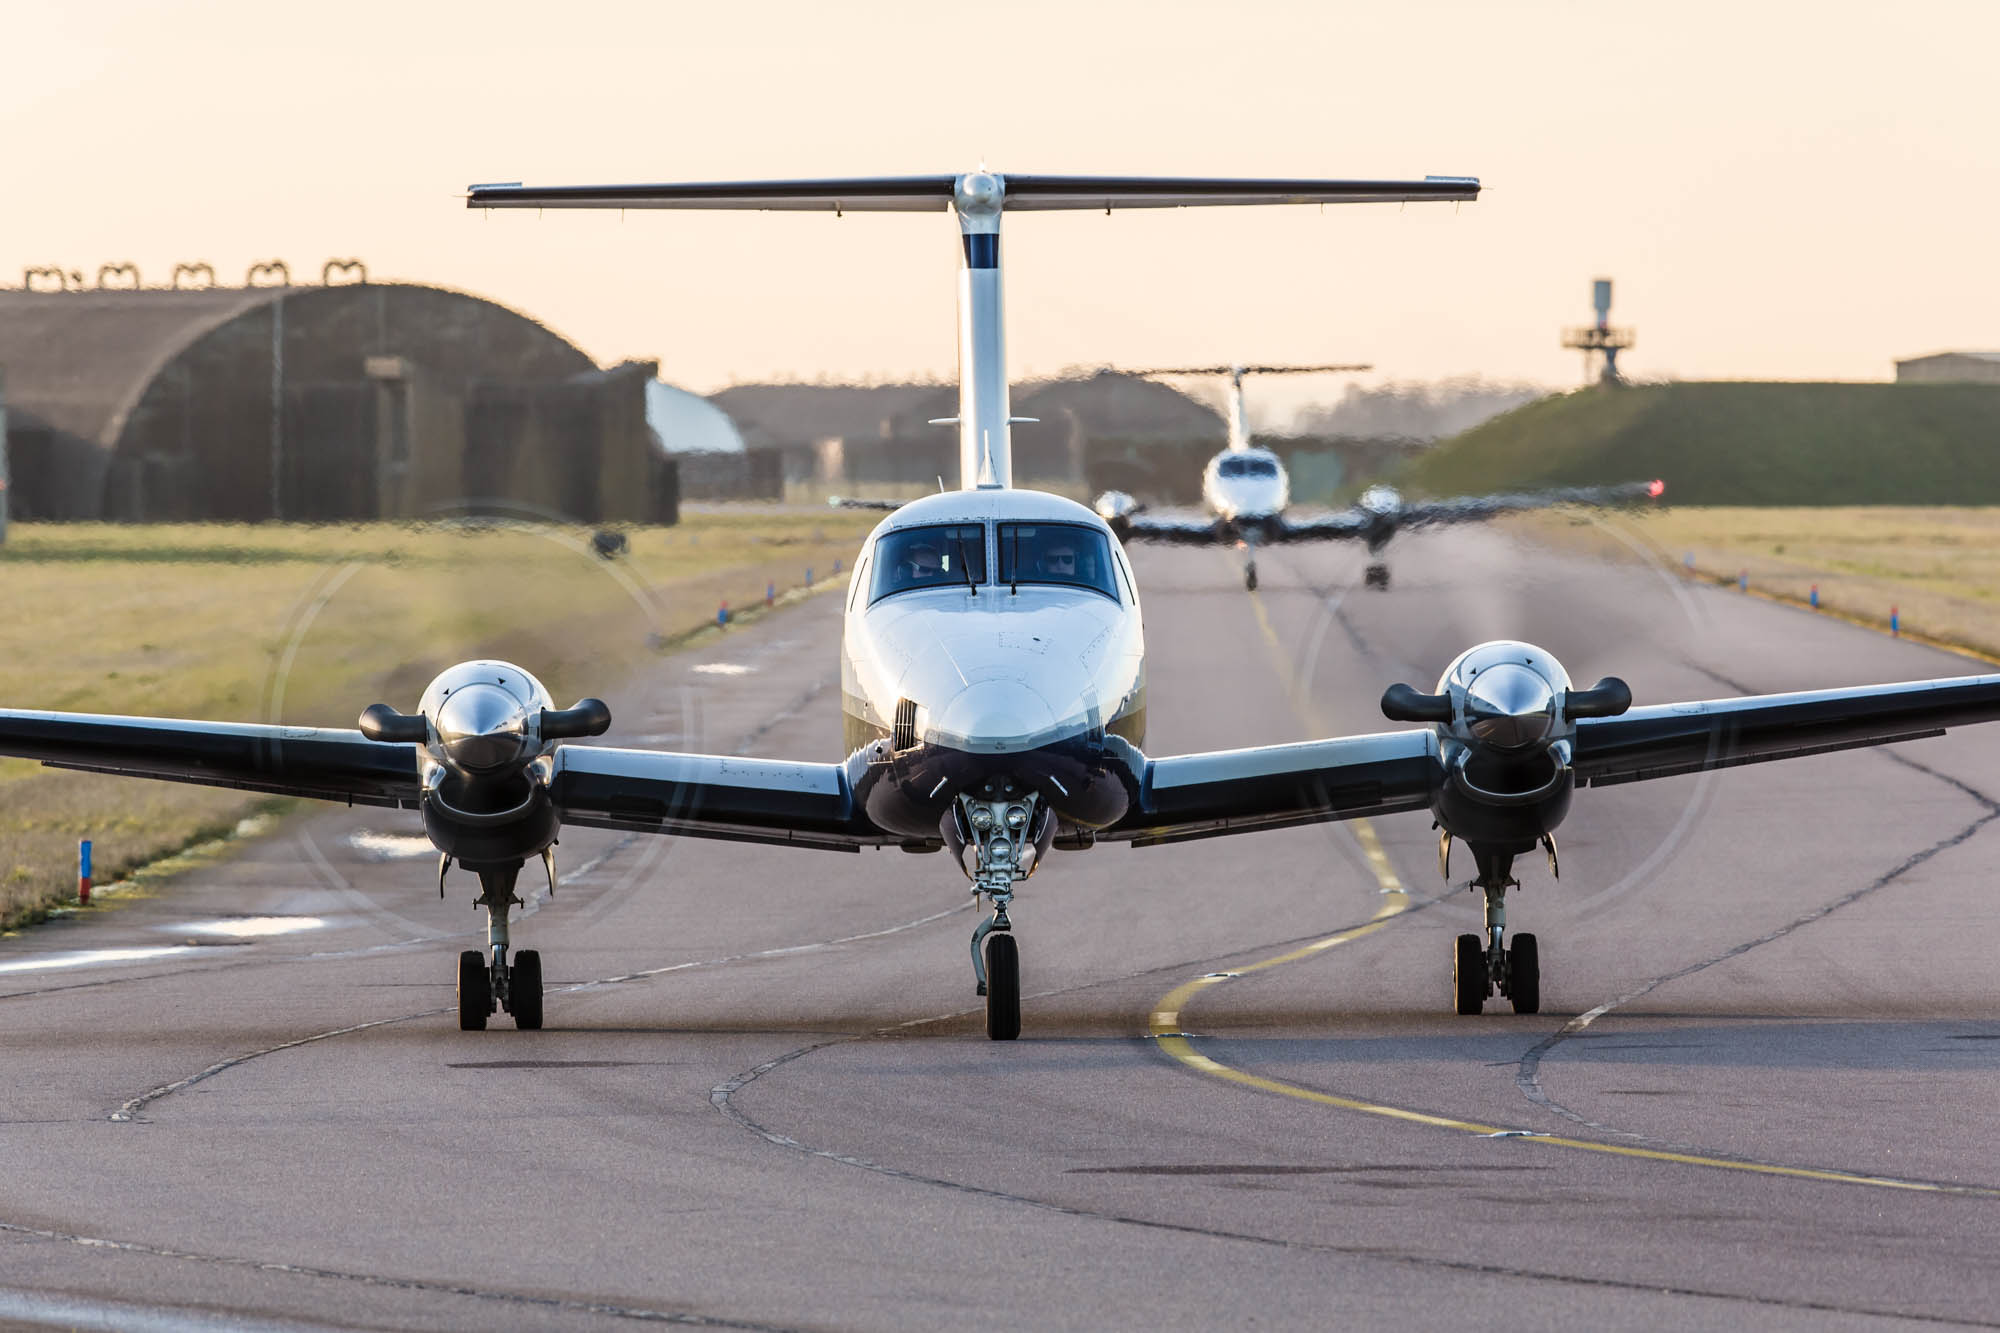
[1036,537,1078,580]
[900,541,944,584]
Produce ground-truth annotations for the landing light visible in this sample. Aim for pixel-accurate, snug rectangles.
[1647,479,1666,498]
[969,806,996,831]
[1004,804,1029,829]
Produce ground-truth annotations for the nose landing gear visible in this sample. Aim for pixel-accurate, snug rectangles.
[1363,562,1391,590]
[959,792,1040,1040]
[456,862,544,1031]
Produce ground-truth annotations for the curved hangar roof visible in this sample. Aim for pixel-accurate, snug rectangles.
[0,282,616,520]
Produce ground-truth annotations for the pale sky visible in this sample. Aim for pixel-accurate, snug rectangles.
[9,1,1997,419]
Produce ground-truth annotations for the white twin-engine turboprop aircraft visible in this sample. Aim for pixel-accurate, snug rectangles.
[1091,364,1665,591]
[4,171,2000,1039]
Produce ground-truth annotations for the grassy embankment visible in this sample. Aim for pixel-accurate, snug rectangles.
[1506,506,2000,664]
[1408,379,2000,654]
[0,512,875,930]
[1402,381,2000,506]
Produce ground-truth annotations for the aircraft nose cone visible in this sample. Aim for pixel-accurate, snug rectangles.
[931,679,1058,755]
[433,683,531,772]
[1463,663,1555,749]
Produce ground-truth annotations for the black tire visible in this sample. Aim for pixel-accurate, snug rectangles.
[1453,933,1485,1015]
[510,950,544,1030]
[1508,934,1540,1015]
[985,933,1020,1041]
[1245,564,1258,591]
[457,950,490,1031]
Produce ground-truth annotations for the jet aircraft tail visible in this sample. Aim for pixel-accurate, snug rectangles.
[468,173,1478,494]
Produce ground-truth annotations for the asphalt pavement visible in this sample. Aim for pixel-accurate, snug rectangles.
[3,522,1998,1330]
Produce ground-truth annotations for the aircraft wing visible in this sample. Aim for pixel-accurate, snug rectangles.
[1572,674,2000,787]
[549,746,892,852]
[0,711,421,807]
[1269,508,1374,542]
[1397,480,1662,528]
[1116,512,1230,545]
[1099,730,1442,847]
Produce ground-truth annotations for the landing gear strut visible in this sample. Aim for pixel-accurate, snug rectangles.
[1451,846,1539,1015]
[960,790,1039,1040]
[456,862,543,1031]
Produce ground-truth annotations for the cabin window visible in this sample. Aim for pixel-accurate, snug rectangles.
[996,523,1119,601]
[869,524,988,603]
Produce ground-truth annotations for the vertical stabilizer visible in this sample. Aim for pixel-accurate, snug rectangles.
[953,173,1011,489]
[466,171,1477,494]
[1225,366,1250,452]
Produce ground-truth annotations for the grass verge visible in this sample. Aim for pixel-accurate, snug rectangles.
[1505,506,2000,665]
[0,512,875,930]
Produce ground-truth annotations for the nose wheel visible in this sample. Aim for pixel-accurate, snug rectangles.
[1364,563,1390,590]
[984,933,1020,1040]
[1245,561,1258,591]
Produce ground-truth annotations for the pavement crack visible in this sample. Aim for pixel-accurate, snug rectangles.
[710,1018,1998,1328]
[0,1218,798,1330]
[1519,656,2000,1143]
[1515,804,2000,1145]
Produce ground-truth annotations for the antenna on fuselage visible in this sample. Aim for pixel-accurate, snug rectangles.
[1128,363,1372,452]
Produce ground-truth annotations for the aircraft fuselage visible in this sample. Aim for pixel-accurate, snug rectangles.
[839,489,1148,844]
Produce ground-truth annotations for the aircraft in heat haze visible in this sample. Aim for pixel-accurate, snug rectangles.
[1091,363,1663,589]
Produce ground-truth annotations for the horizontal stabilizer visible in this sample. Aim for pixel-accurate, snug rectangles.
[1133,364,1373,377]
[468,174,1479,213]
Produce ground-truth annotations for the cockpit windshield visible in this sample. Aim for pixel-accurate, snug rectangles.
[870,524,987,603]
[997,523,1119,600]
[1217,455,1280,480]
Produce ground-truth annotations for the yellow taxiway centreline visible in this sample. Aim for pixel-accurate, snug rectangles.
[1157,584,2000,1199]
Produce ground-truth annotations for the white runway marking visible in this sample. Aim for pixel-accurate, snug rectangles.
[168,916,329,939]
[0,945,196,974]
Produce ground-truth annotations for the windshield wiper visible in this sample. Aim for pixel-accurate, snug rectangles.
[952,533,978,597]
[1009,526,1020,595]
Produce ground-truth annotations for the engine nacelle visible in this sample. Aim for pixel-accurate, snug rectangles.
[1092,490,1142,540]
[1381,640,1630,852]
[358,659,611,865]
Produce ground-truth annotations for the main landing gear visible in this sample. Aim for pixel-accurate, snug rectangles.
[1451,844,1542,1016]
[456,862,544,1031]
[961,790,1040,1041]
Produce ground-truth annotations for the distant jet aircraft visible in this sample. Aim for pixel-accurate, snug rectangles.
[0,172,1986,1041]
[1091,364,1663,589]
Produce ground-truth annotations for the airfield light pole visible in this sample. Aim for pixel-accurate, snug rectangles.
[1561,278,1635,385]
